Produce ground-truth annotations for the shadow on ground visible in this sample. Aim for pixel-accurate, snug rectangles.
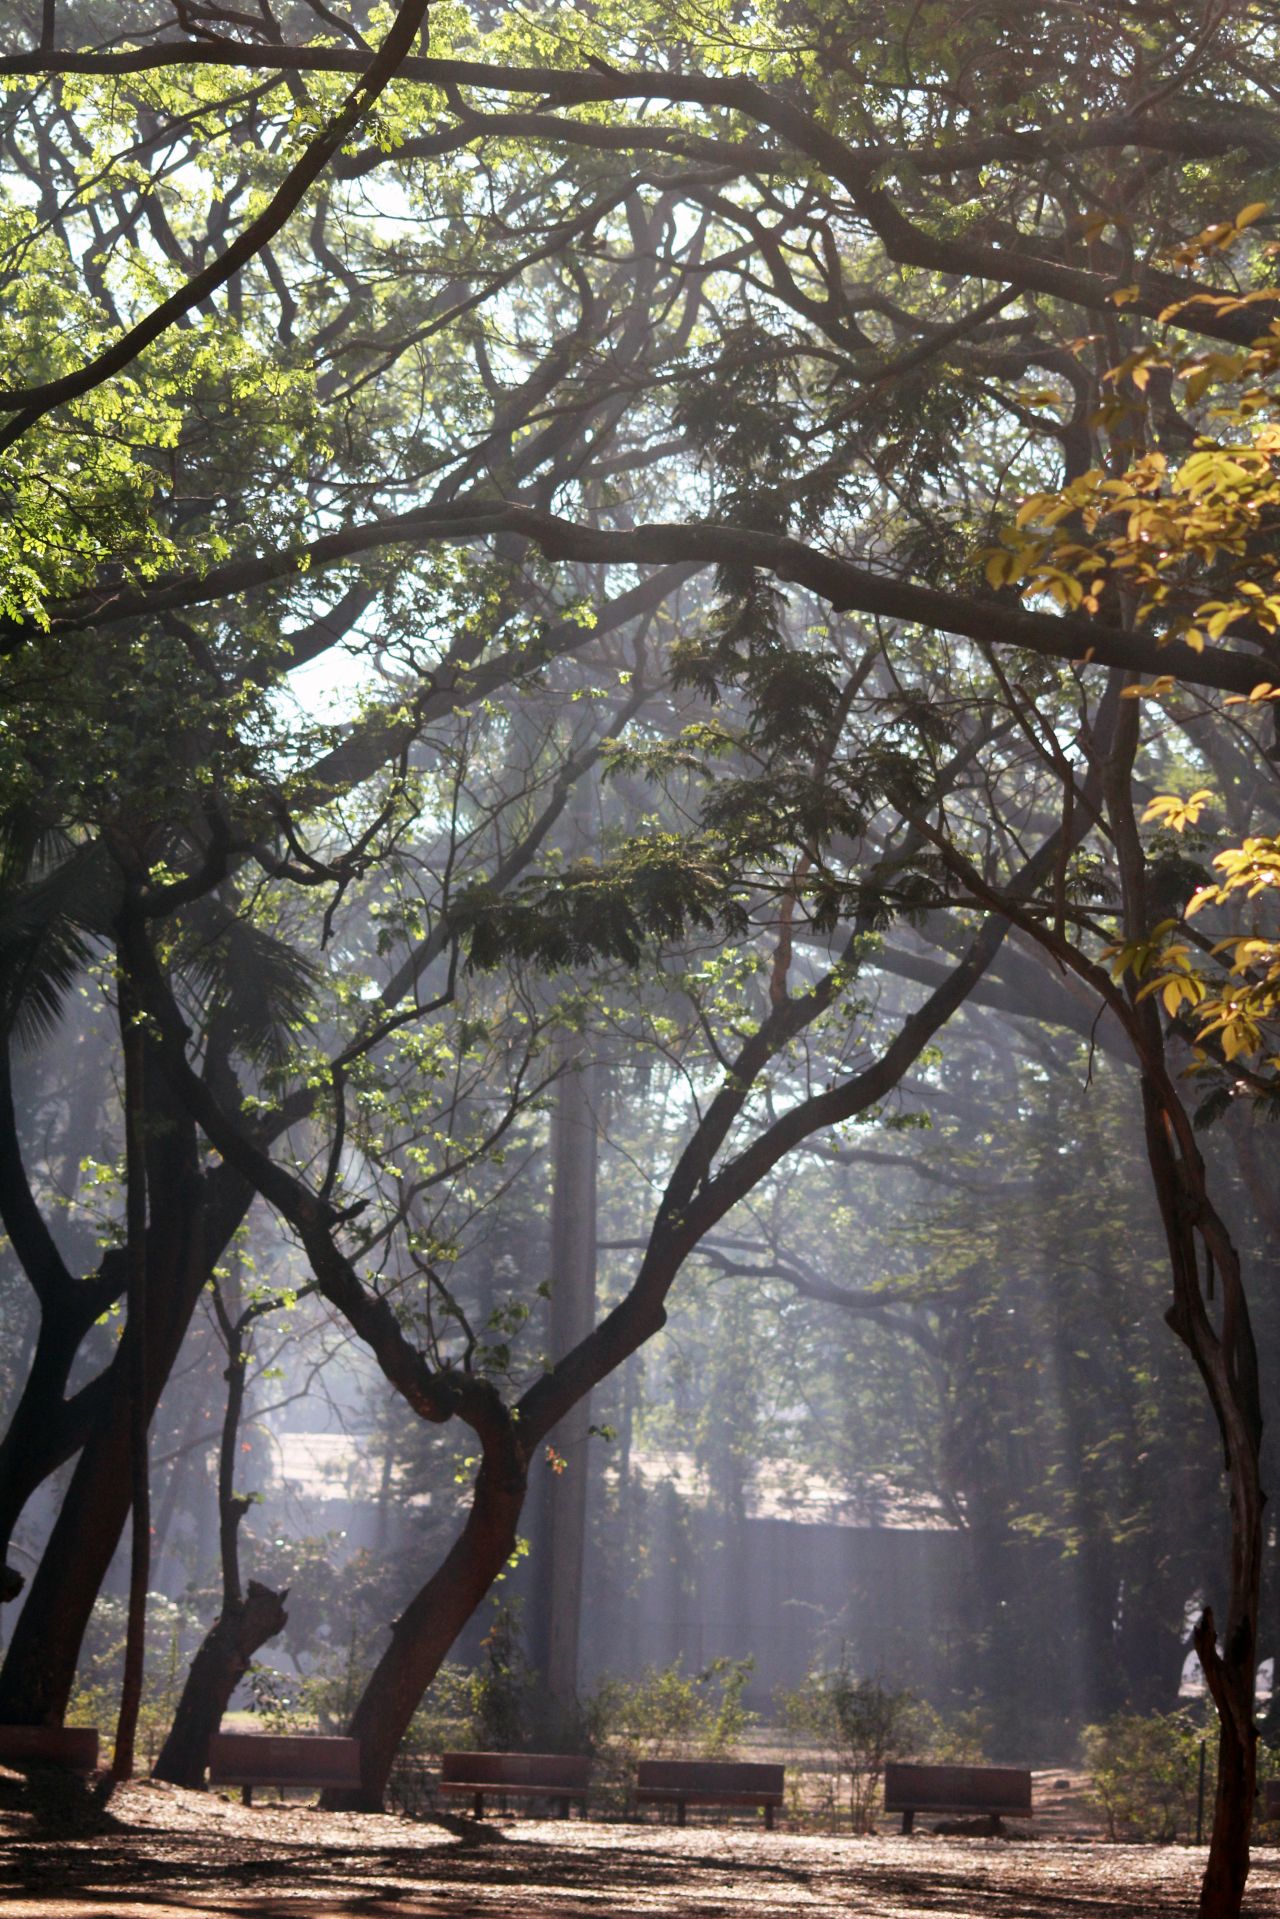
[1,1773,1275,1918]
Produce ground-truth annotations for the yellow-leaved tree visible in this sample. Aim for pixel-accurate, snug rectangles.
[988,200,1280,1098]
[984,203,1280,1917]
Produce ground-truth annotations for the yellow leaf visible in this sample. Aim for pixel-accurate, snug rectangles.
[1121,676,1177,699]
[1237,201,1269,230]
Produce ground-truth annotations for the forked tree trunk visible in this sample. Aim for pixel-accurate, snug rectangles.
[131,839,1026,1814]
[0,1229,206,1727]
[153,1289,288,1787]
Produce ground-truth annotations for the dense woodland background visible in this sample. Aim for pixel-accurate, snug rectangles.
[1,2,1279,1911]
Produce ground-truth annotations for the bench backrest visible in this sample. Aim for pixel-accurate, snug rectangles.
[883,1762,1032,1814]
[208,1732,362,1787]
[0,1726,99,1772]
[636,1759,784,1797]
[439,1751,591,1790]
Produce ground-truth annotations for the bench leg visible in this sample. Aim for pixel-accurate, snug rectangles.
[242,1786,253,1809]
[558,1796,570,1820]
[676,1800,686,1827]
[473,1792,484,1819]
[901,1809,914,1835]
[765,1804,774,1831]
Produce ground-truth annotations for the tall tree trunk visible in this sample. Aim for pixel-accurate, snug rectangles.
[0,1028,254,1727]
[1143,1076,1264,1919]
[0,1043,123,1602]
[526,1040,600,1739]
[923,674,1265,1915]
[1107,696,1263,1919]
[111,990,150,1778]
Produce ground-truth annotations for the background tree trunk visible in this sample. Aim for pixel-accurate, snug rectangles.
[152,1278,287,1787]
[526,1039,600,1741]
[110,988,150,1780]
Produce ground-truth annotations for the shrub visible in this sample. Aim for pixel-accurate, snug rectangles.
[396,1601,536,1760]
[779,1656,918,1833]
[67,1592,193,1769]
[468,1601,536,1751]
[585,1656,757,1808]
[1082,1708,1213,1842]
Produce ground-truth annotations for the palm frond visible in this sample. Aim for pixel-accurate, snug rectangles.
[0,844,120,1047]
[174,899,318,1067]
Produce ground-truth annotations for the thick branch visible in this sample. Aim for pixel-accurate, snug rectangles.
[35,501,1267,695]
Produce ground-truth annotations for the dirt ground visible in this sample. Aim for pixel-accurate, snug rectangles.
[4,1767,1280,1919]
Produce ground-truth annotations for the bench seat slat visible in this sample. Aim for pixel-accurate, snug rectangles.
[634,1759,784,1828]
[208,1732,362,1791]
[883,1762,1032,1832]
[439,1751,590,1790]
[0,1727,99,1772]
[438,1751,590,1819]
[636,1760,783,1794]
[635,1787,784,1806]
[438,1779,581,1796]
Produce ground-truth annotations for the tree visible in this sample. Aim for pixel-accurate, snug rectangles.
[151,1264,291,1788]
[2,14,1279,1913]
[976,309,1280,1914]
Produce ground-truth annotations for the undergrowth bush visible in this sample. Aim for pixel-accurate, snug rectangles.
[67,1592,192,1770]
[1082,1708,1214,1842]
[584,1655,757,1810]
[391,1630,756,1817]
[779,1654,988,1832]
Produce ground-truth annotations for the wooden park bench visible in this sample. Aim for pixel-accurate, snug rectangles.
[438,1750,591,1818]
[208,1731,362,1806]
[635,1758,785,1828]
[883,1761,1033,1834]
[0,1726,99,1772]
